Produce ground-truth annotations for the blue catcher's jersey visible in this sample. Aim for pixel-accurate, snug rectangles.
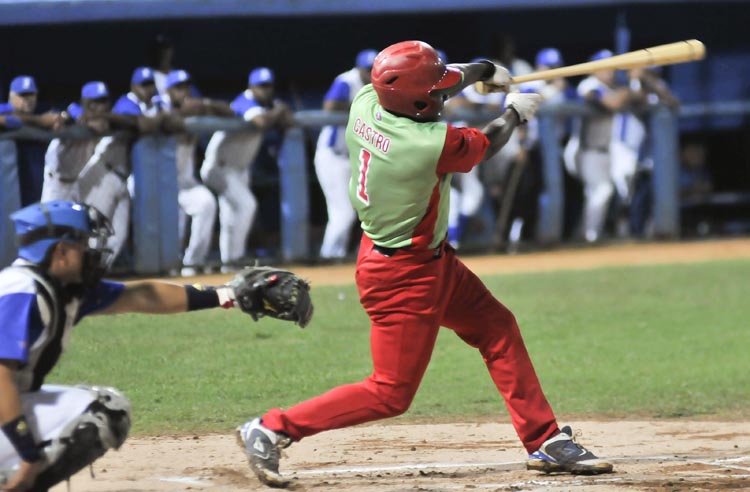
[0,261,124,392]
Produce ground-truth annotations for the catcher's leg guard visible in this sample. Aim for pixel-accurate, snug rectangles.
[33,386,131,491]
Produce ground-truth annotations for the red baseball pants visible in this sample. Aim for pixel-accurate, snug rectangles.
[262,235,558,453]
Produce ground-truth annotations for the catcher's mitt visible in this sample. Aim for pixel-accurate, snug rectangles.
[228,266,313,328]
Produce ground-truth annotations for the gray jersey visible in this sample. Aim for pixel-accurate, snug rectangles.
[576,76,615,150]
[203,130,263,174]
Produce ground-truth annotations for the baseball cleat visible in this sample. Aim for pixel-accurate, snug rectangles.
[236,418,292,488]
[527,425,613,474]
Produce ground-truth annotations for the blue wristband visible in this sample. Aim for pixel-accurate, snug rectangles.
[1,415,42,463]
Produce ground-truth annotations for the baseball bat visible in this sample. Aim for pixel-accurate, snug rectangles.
[476,39,705,93]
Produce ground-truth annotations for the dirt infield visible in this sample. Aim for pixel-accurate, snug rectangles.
[53,239,750,492]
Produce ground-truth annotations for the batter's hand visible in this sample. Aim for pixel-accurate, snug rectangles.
[504,93,542,123]
[475,63,512,94]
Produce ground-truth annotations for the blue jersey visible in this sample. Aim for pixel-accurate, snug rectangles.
[0,102,22,130]
[231,91,285,175]
[113,92,158,117]
[316,68,366,155]
[66,102,83,121]
[0,261,124,392]
[230,90,266,121]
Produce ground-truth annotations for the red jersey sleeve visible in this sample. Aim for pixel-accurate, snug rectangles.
[436,125,490,174]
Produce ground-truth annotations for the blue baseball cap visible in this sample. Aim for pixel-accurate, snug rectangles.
[590,49,613,62]
[536,48,563,68]
[131,66,155,85]
[166,69,191,89]
[10,75,38,94]
[356,49,377,69]
[249,67,274,86]
[81,81,109,99]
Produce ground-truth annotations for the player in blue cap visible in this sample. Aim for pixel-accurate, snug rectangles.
[563,49,640,243]
[200,66,294,271]
[41,81,138,266]
[314,49,377,260]
[113,67,159,118]
[112,66,176,136]
[154,69,235,275]
[0,76,67,206]
[0,200,310,490]
[1,76,64,132]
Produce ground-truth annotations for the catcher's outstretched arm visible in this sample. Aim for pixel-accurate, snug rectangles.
[98,268,313,328]
[95,280,235,315]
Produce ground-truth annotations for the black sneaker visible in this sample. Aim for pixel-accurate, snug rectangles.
[527,425,613,474]
[236,418,292,488]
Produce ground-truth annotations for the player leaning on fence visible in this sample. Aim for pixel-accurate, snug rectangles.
[237,40,614,489]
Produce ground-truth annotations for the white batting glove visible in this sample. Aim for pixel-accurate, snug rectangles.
[475,62,512,94]
[504,92,542,123]
[487,63,512,89]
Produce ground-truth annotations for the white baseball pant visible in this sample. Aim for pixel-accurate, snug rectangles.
[0,386,96,469]
[40,139,84,202]
[452,167,484,217]
[201,165,256,264]
[579,149,614,243]
[77,137,131,263]
[178,184,217,267]
[314,145,357,259]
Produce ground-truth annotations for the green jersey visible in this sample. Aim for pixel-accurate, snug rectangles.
[346,85,452,250]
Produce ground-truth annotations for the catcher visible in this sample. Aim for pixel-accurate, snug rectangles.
[0,200,312,492]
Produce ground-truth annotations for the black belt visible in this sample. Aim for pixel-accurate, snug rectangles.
[104,162,129,181]
[373,245,399,257]
[47,172,77,184]
[373,243,444,259]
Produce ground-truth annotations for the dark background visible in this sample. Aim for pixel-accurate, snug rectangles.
[2,1,749,236]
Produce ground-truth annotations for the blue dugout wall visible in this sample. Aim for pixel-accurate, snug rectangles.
[4,102,740,272]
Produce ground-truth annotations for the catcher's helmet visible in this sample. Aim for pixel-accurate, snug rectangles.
[11,201,112,283]
[371,40,463,120]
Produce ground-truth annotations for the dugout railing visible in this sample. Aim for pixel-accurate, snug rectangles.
[1,100,747,272]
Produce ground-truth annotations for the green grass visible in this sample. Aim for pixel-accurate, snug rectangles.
[49,259,750,434]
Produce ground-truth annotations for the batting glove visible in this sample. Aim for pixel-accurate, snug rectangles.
[505,92,542,123]
[475,62,512,94]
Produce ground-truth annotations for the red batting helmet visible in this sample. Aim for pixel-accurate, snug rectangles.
[371,40,463,120]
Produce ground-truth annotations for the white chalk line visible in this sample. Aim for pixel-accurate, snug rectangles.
[157,476,213,486]
[288,455,716,476]
[291,459,521,475]
[687,455,750,473]
[153,454,750,488]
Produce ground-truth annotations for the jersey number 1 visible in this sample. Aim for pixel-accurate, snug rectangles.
[356,148,371,205]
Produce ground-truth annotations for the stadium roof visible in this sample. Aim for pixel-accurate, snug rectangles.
[0,0,729,26]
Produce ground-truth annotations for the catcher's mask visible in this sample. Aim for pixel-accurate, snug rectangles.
[11,200,113,287]
[371,40,463,121]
